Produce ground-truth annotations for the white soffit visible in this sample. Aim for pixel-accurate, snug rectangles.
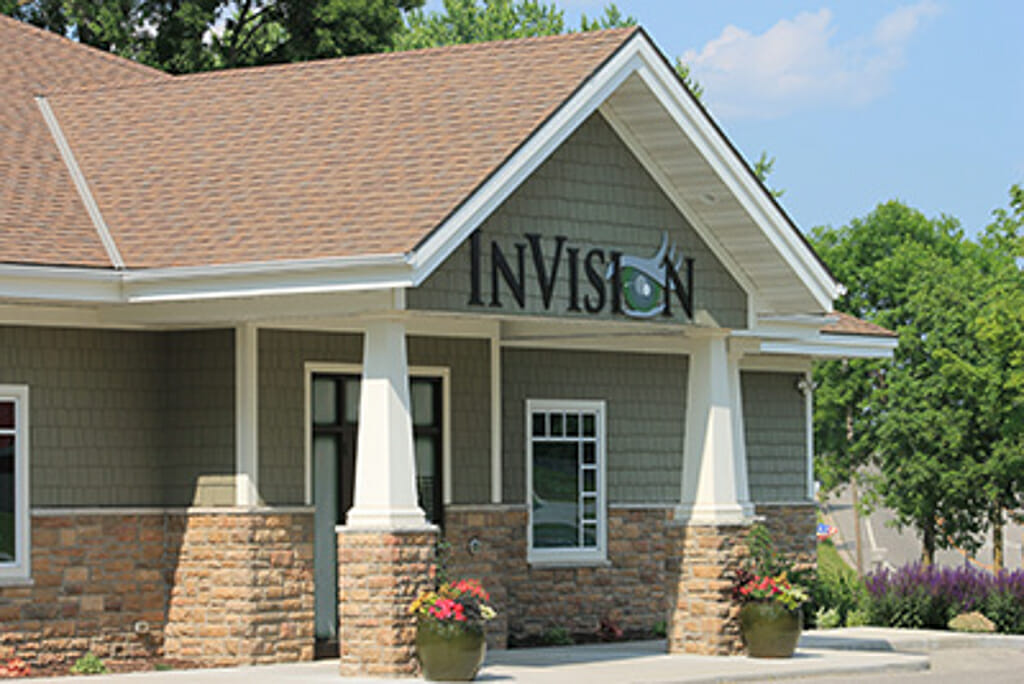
[601,71,834,314]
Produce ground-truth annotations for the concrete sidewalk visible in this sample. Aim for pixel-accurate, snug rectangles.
[29,635,931,683]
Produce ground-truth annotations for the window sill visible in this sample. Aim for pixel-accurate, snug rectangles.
[527,555,610,569]
[0,576,34,588]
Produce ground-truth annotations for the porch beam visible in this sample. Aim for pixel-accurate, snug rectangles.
[346,319,431,529]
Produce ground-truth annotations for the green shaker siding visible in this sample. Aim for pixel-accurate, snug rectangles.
[0,327,165,506]
[258,330,491,506]
[164,330,235,507]
[0,326,234,507]
[408,113,748,329]
[742,371,809,503]
[502,348,687,505]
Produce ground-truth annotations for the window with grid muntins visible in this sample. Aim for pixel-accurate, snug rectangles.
[527,399,606,564]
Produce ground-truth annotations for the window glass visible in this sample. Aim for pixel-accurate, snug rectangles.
[0,402,12,430]
[411,381,435,427]
[0,434,14,562]
[531,442,578,548]
[312,378,336,425]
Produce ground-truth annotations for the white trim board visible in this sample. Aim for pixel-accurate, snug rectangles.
[36,97,124,269]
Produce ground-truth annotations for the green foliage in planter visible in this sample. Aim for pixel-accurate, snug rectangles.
[70,653,108,675]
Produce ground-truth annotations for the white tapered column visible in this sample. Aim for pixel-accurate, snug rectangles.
[675,334,754,525]
[345,319,430,529]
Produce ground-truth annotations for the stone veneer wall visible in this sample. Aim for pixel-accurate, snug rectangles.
[0,510,314,669]
[444,506,676,646]
[337,528,437,677]
[666,523,747,655]
[443,503,815,651]
[0,513,170,667]
[164,511,314,666]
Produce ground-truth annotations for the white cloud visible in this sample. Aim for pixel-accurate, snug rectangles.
[680,2,941,119]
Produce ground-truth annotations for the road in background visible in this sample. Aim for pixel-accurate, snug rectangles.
[823,485,1024,573]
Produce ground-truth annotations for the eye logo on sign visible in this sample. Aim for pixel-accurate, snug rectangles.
[610,233,686,319]
[467,231,694,320]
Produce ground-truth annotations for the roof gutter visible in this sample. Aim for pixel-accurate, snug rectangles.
[0,254,414,305]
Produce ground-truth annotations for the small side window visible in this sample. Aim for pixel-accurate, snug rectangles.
[0,385,29,584]
[526,399,606,565]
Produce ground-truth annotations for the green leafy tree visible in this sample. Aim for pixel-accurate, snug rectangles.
[934,185,1024,570]
[395,0,565,50]
[4,0,425,73]
[811,201,985,564]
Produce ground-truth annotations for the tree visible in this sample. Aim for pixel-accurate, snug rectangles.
[810,201,985,564]
[934,185,1024,570]
[4,0,425,73]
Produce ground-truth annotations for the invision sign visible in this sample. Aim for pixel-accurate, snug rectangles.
[467,232,694,319]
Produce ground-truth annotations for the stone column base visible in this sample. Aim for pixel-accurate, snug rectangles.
[667,523,748,655]
[337,527,437,678]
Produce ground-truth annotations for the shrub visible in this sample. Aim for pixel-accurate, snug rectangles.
[540,626,573,646]
[815,606,842,629]
[985,571,1024,634]
[810,540,866,627]
[70,653,108,675]
[863,564,1024,633]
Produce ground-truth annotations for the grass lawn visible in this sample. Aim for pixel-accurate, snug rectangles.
[818,538,857,579]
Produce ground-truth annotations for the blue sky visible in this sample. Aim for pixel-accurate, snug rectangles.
[425,1,1023,236]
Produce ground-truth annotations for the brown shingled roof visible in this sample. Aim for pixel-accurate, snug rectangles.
[823,311,898,337]
[0,15,167,268]
[35,28,637,269]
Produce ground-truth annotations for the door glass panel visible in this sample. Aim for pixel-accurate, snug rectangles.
[0,435,13,562]
[411,381,435,427]
[415,436,437,522]
[343,378,361,423]
[532,442,579,548]
[312,379,336,425]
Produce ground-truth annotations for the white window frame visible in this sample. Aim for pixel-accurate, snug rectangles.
[526,399,607,565]
[0,385,30,585]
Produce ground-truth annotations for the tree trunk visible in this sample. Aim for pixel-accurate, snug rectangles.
[993,508,1004,573]
[921,524,935,566]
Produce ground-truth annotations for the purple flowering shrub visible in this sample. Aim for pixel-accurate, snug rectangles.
[864,563,1024,632]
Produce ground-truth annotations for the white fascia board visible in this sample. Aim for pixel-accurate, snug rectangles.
[408,34,649,283]
[121,254,412,303]
[627,43,841,311]
[0,264,121,303]
[760,335,898,359]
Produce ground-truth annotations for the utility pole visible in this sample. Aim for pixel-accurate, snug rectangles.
[848,405,864,576]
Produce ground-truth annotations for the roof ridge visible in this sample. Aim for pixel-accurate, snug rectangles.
[39,26,638,99]
[0,14,168,82]
[156,26,640,83]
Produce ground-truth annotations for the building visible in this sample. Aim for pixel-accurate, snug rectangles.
[0,16,896,676]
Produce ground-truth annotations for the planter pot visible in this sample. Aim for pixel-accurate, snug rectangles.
[739,602,802,658]
[415,621,486,681]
